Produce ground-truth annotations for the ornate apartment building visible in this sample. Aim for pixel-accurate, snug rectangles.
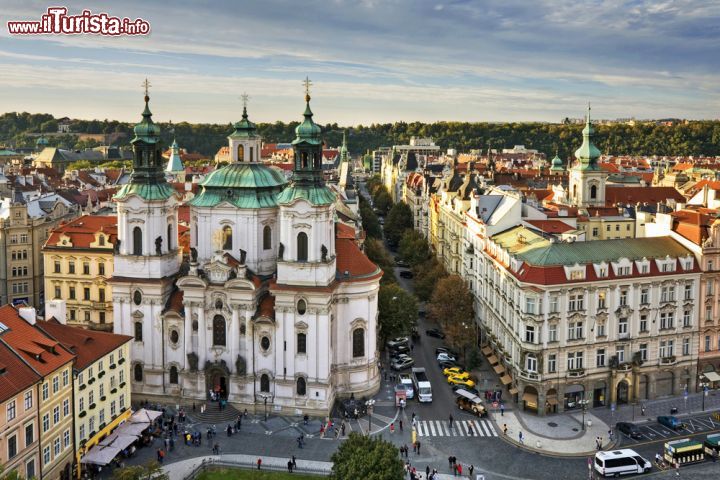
[475,225,700,415]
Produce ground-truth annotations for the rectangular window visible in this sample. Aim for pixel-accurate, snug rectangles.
[54,437,60,456]
[596,323,606,337]
[89,391,94,405]
[525,297,537,314]
[42,413,49,432]
[63,430,70,448]
[99,408,105,425]
[24,390,32,410]
[53,375,59,393]
[79,425,85,441]
[297,333,307,354]
[8,434,17,459]
[53,405,60,424]
[26,459,35,480]
[99,288,105,302]
[83,262,90,275]
[660,340,674,358]
[596,349,605,367]
[548,324,557,342]
[640,315,648,332]
[111,401,117,417]
[547,354,556,373]
[54,286,61,299]
[568,322,583,340]
[549,296,558,313]
[639,343,647,361]
[69,310,76,321]
[525,325,535,343]
[68,262,75,274]
[618,266,631,276]
[619,290,628,306]
[684,310,692,327]
[99,263,105,276]
[20,234,28,243]
[640,288,649,304]
[592,227,599,236]
[62,369,69,387]
[42,382,49,401]
[567,352,584,370]
[69,287,76,300]
[79,397,84,412]
[7,400,16,421]
[660,312,675,329]
[617,345,625,364]
[684,284,693,300]
[597,291,606,309]
[568,294,584,311]
[54,261,61,273]
[706,306,712,322]
[99,383,104,398]
[706,335,712,352]
[63,398,69,417]
[683,338,690,356]
[618,318,628,335]
[43,446,50,465]
[707,280,714,296]
[120,394,126,410]
[526,355,537,372]
[84,287,90,300]
[25,423,34,446]
[99,312,106,324]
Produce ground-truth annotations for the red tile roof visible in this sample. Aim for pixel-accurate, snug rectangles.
[0,341,42,404]
[165,290,184,316]
[45,215,117,250]
[178,205,190,225]
[336,222,356,239]
[0,305,74,376]
[256,295,275,319]
[336,238,382,282]
[525,220,575,234]
[38,320,132,371]
[670,209,716,246]
[605,186,684,206]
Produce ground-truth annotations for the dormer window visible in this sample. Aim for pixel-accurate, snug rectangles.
[98,235,105,246]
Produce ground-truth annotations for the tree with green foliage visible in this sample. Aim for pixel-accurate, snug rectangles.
[67,160,94,170]
[383,201,413,247]
[398,230,431,267]
[364,238,396,285]
[378,284,418,342]
[413,258,448,302]
[99,160,133,169]
[0,464,22,480]
[330,432,404,480]
[359,196,382,239]
[372,188,393,215]
[112,460,168,480]
[428,275,475,356]
[365,174,382,195]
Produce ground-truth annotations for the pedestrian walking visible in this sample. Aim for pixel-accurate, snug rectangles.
[390,422,395,434]
[426,466,430,478]
[400,420,403,431]
[641,404,646,416]
[341,422,346,436]
[417,441,421,454]
[675,461,680,476]
[608,429,613,441]
[500,403,505,416]
[257,458,262,470]
[503,423,508,435]
[404,444,409,458]
[469,465,474,476]
[468,424,474,436]
[292,455,297,468]
[519,431,524,444]
[448,456,453,469]
[457,464,463,476]
[288,460,293,473]
[412,412,416,422]
[449,414,454,429]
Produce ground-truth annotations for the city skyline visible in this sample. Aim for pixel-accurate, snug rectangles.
[1,0,718,125]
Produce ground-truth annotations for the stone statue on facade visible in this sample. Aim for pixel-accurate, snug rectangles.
[155,236,162,255]
[114,239,120,253]
[235,355,246,375]
[187,352,199,372]
[239,248,247,265]
[321,244,328,262]
[278,242,284,260]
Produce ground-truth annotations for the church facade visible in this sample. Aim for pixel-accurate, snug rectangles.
[111,88,381,415]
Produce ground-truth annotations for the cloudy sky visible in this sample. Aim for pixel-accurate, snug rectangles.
[1,0,718,124]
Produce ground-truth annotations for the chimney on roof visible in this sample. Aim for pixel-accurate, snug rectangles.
[18,306,37,325]
[46,299,67,325]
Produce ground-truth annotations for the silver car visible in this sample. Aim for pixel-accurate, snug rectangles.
[391,355,414,371]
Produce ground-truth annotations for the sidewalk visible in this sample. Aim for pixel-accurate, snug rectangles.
[163,454,332,480]
[590,390,720,426]
[491,406,613,456]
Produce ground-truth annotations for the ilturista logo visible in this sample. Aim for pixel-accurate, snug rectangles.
[7,7,151,36]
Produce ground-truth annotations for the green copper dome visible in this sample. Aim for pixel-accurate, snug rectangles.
[228,106,258,139]
[36,136,48,146]
[189,163,288,209]
[573,105,601,171]
[292,95,322,146]
[133,95,161,143]
[550,154,564,171]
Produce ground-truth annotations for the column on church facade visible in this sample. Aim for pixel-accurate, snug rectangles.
[151,302,162,369]
[243,308,253,376]
[317,311,330,381]
[183,301,193,369]
[229,304,239,373]
[196,304,207,368]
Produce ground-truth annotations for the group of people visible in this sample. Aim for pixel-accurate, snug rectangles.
[447,456,474,477]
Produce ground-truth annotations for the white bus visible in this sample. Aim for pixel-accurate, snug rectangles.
[594,449,652,477]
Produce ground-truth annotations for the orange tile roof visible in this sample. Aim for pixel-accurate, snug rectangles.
[0,341,42,403]
[256,295,275,319]
[0,305,74,376]
[165,290,184,315]
[336,238,382,282]
[336,222,356,239]
[525,220,574,234]
[605,186,684,206]
[38,320,132,371]
[45,215,117,250]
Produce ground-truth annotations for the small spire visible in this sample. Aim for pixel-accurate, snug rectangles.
[303,76,312,103]
[142,78,151,103]
[240,92,250,118]
[586,102,592,125]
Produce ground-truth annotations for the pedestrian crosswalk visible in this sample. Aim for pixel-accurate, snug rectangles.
[415,419,497,437]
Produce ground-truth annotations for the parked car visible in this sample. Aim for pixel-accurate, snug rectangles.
[443,366,466,377]
[426,328,445,339]
[455,389,487,417]
[452,384,479,396]
[657,416,684,430]
[386,337,410,349]
[438,359,457,370]
[446,371,471,381]
[437,353,457,363]
[399,271,414,279]
[390,344,410,355]
[395,258,409,268]
[436,346,459,357]
[448,376,476,388]
[390,351,411,361]
[391,356,415,371]
[616,422,643,439]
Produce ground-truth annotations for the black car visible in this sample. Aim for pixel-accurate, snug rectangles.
[389,344,410,355]
[616,422,643,439]
[426,328,445,339]
[438,359,457,370]
[436,346,459,357]
[399,271,414,279]
[452,384,480,396]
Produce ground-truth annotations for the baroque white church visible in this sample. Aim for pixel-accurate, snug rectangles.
[111,87,381,415]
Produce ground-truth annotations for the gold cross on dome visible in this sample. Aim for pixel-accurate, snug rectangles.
[303,76,312,100]
[142,78,151,97]
[240,93,249,109]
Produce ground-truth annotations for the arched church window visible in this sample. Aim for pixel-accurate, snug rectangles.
[260,374,270,392]
[314,153,320,169]
[134,322,143,342]
[212,315,226,346]
[263,226,272,250]
[250,146,254,162]
[590,185,598,200]
[222,226,232,250]
[301,152,308,169]
[297,232,308,262]
[133,227,142,256]
[352,328,365,358]
[167,224,173,250]
[169,366,178,384]
[134,364,143,382]
[238,145,244,162]
[296,377,306,396]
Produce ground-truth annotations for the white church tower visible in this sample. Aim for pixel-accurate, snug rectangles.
[111,80,182,395]
[568,105,606,207]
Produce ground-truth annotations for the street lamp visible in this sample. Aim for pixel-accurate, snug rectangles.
[365,399,375,436]
[258,393,270,421]
[579,399,590,431]
[699,377,710,412]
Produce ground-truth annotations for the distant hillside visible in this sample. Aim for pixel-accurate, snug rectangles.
[1,112,719,158]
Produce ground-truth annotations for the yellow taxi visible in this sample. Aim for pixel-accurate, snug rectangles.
[443,366,466,377]
[448,376,476,388]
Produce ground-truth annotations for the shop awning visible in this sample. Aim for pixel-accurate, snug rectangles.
[500,374,512,385]
[118,422,150,436]
[80,445,121,465]
[522,392,538,403]
[487,355,499,365]
[509,387,519,395]
[546,396,559,406]
[482,346,492,355]
[99,433,138,451]
[703,371,720,382]
[129,408,162,423]
[493,364,505,374]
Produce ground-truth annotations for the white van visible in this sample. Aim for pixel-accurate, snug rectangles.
[594,449,652,477]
